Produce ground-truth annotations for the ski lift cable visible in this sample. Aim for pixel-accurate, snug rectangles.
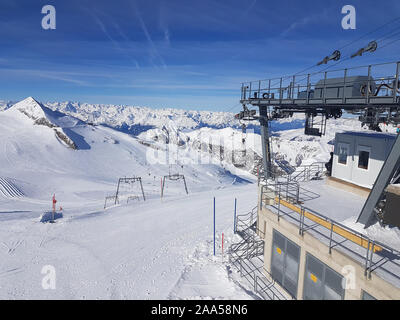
[269,17,400,87]
[223,102,244,113]
[239,16,400,111]
[297,29,400,80]
[375,28,400,43]
[378,36,400,51]
[338,16,400,50]
[313,31,400,74]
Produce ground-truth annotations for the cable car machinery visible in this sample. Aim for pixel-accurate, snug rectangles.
[236,49,400,228]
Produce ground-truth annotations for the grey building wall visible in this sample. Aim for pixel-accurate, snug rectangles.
[332,131,396,189]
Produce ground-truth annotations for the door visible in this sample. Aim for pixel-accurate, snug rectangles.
[271,230,300,298]
[303,253,345,300]
[351,145,371,187]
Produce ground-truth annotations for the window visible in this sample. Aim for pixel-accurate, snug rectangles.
[338,144,349,165]
[358,150,370,170]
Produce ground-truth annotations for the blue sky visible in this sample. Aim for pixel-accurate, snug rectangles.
[0,0,400,111]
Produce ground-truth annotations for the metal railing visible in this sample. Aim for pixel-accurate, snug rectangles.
[232,205,264,260]
[229,205,291,300]
[258,162,326,185]
[289,162,326,182]
[235,206,257,235]
[241,61,400,107]
[231,256,290,300]
[261,183,400,283]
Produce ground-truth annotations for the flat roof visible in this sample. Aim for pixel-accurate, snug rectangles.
[338,131,397,140]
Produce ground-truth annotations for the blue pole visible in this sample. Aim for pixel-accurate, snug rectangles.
[213,197,216,256]
[234,198,237,233]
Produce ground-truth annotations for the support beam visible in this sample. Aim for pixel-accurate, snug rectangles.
[182,176,189,194]
[139,178,146,201]
[357,133,400,227]
[115,179,121,204]
[259,106,272,181]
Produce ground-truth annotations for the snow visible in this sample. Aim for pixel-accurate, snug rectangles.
[1,96,399,299]
[0,97,261,299]
[300,179,366,222]
[0,183,259,299]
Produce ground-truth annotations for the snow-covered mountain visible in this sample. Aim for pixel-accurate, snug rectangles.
[45,100,253,135]
[1,96,399,300]
[0,97,255,202]
[6,97,87,150]
[0,99,15,111]
[2,97,391,171]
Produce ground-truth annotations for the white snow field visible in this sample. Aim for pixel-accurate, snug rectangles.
[0,97,261,299]
[1,97,399,299]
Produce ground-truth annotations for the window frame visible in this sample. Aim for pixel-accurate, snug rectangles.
[337,142,350,166]
[357,145,371,171]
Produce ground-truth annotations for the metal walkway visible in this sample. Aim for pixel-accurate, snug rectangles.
[241,61,400,110]
[261,181,400,288]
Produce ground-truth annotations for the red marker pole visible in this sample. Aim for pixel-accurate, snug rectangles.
[52,194,57,222]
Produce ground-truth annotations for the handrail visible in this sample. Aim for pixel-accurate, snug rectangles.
[276,197,382,252]
[241,61,400,104]
[233,257,289,300]
[261,180,384,252]
[240,60,399,86]
[290,163,324,182]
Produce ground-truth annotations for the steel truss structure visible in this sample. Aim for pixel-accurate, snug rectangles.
[237,61,400,228]
[240,61,400,134]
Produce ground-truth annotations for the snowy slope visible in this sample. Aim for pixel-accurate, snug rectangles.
[0,99,253,205]
[0,97,260,299]
[1,96,399,299]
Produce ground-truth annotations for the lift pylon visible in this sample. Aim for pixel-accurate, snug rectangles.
[115,177,146,204]
[357,133,400,227]
[238,60,400,228]
[161,173,188,198]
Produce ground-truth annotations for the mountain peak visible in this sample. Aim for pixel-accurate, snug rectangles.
[12,96,46,120]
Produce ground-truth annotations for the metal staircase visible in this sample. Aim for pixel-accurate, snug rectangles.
[229,206,289,300]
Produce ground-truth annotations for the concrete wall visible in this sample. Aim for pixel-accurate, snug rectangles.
[257,193,400,300]
[332,132,395,189]
[326,176,370,197]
